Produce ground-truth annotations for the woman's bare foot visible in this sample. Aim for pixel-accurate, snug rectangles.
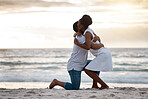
[92,86,100,89]
[92,85,100,89]
[99,85,109,90]
[49,79,58,89]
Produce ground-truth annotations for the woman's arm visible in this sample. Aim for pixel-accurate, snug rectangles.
[74,31,92,50]
[74,38,90,50]
[84,31,92,49]
[74,31,104,50]
[74,38,104,50]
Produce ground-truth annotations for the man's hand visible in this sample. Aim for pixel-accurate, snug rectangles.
[91,43,104,50]
[93,36,98,42]
[100,43,104,47]
[93,33,101,42]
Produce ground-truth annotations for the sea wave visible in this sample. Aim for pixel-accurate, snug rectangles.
[0,61,67,66]
[113,68,148,72]
[114,63,142,66]
[0,48,147,84]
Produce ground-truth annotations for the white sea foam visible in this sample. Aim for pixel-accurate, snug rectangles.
[0,48,148,84]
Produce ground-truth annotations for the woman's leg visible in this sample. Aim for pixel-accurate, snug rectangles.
[92,79,99,88]
[92,71,100,88]
[85,60,99,88]
[85,69,109,89]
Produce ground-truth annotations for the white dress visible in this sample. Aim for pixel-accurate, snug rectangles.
[84,28,113,72]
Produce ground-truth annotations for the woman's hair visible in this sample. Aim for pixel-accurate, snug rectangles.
[80,14,92,29]
[73,21,78,32]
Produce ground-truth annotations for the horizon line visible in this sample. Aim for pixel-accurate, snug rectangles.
[0,47,148,50]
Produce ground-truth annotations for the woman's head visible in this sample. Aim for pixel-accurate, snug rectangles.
[73,21,78,32]
[78,14,92,33]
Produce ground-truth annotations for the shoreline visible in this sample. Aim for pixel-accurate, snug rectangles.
[0,82,147,89]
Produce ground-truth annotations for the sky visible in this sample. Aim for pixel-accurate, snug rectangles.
[0,0,148,48]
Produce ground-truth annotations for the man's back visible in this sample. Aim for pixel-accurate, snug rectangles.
[67,35,88,71]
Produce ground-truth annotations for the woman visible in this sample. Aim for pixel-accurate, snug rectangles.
[74,15,113,89]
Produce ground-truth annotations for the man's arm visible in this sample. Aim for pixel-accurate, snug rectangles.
[93,33,101,42]
[91,43,104,50]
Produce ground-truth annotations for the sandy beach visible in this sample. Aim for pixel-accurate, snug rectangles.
[0,82,148,99]
[0,87,147,99]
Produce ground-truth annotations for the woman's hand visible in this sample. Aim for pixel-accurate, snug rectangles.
[74,38,79,45]
[73,32,82,37]
[73,32,77,37]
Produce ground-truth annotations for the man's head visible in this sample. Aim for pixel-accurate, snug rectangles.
[73,21,78,32]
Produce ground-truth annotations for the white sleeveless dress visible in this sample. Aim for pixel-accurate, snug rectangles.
[84,28,113,72]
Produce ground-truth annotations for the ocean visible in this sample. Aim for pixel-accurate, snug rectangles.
[0,48,148,88]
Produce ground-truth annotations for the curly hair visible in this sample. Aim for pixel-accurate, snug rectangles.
[73,21,78,32]
[79,14,92,29]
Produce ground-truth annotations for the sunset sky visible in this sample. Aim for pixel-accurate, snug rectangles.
[0,0,148,48]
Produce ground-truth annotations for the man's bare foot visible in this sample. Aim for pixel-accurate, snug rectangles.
[49,79,58,89]
[99,85,109,90]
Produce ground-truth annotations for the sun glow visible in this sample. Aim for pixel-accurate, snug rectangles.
[0,1,148,48]
[113,4,135,11]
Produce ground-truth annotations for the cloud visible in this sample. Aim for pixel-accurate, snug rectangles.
[94,25,148,44]
[1,0,148,14]
[90,0,148,9]
[139,0,148,9]
[95,21,148,25]
[0,0,73,11]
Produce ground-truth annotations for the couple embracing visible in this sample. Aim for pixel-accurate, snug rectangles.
[49,14,113,90]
